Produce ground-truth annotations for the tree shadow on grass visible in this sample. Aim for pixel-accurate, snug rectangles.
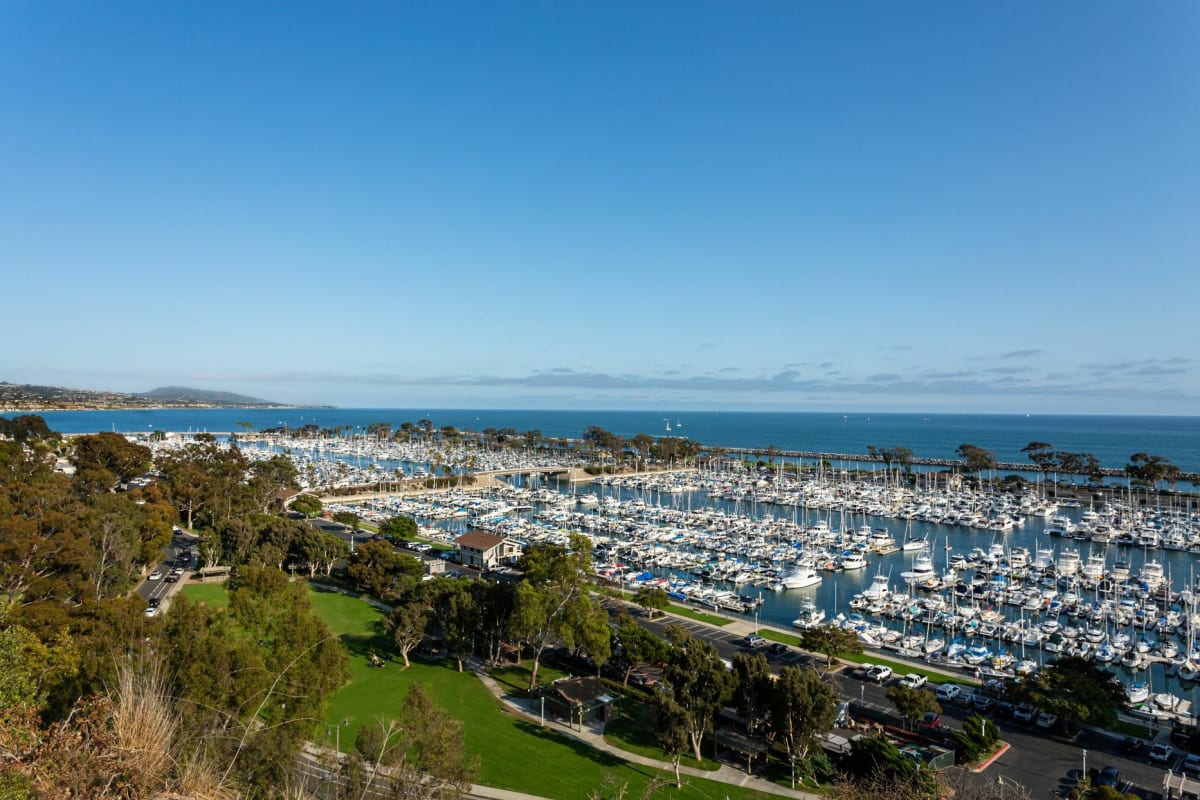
[510,718,662,777]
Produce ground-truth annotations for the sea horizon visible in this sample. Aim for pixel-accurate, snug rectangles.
[11,407,1200,475]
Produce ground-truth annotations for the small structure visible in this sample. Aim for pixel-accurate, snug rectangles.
[453,530,522,570]
[539,676,617,727]
[715,728,769,773]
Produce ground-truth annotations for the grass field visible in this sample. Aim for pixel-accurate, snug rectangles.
[178,581,230,608]
[661,604,733,626]
[307,586,770,800]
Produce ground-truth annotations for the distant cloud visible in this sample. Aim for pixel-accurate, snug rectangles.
[1001,349,1044,359]
[1165,357,1192,365]
[1134,365,1186,376]
[920,369,976,380]
[228,361,1200,410]
[878,345,912,352]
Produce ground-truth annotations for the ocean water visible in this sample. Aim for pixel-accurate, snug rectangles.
[12,408,1200,474]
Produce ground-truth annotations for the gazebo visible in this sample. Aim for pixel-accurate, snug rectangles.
[539,676,618,728]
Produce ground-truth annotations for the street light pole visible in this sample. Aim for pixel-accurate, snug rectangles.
[1082,749,1087,780]
[540,696,545,728]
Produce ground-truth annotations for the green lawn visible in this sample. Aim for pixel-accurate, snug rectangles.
[178,581,230,608]
[661,605,733,626]
[308,585,770,800]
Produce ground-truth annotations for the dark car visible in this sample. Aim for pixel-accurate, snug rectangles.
[972,694,997,713]
[1095,767,1121,788]
[767,642,789,656]
[994,700,1014,718]
[1120,736,1145,755]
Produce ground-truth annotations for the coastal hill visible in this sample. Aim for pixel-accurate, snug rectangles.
[0,381,294,411]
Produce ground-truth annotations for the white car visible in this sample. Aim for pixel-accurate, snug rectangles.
[144,605,158,617]
[935,684,963,702]
[899,673,927,689]
[867,664,893,683]
[148,570,163,581]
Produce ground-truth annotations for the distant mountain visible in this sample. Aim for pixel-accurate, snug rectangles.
[0,381,294,411]
[141,386,282,406]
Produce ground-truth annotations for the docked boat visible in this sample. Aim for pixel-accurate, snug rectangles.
[780,564,822,590]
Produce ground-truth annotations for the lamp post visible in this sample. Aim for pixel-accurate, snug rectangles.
[540,696,545,728]
[1082,748,1087,781]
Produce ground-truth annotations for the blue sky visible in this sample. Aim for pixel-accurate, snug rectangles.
[2,2,1197,413]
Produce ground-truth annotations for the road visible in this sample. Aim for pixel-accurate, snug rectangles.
[135,528,199,614]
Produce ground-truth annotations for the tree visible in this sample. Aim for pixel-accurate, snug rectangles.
[247,454,299,512]
[158,435,249,529]
[332,510,361,530]
[768,665,836,781]
[290,493,322,516]
[379,515,419,542]
[799,624,863,672]
[421,578,478,671]
[956,444,997,483]
[291,526,349,577]
[633,585,669,618]
[1127,453,1181,491]
[952,712,999,764]
[654,694,691,788]
[845,736,937,796]
[354,684,479,800]
[1021,441,1057,480]
[661,629,734,761]
[730,651,773,733]
[1012,655,1124,729]
[615,615,667,689]
[886,684,941,729]
[346,539,422,598]
[511,534,609,689]
[71,432,152,491]
[386,600,430,668]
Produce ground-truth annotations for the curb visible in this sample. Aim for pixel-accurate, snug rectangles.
[971,741,1011,772]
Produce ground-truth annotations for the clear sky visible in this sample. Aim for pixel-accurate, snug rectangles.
[3,2,1197,413]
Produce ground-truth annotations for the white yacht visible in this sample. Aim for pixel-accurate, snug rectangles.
[780,564,822,590]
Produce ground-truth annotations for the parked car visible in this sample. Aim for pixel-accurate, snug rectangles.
[1095,766,1121,787]
[740,635,767,649]
[867,665,893,683]
[899,673,927,689]
[1183,754,1200,774]
[1035,712,1058,730]
[767,642,789,656]
[994,700,1015,718]
[1012,703,1038,723]
[935,684,963,702]
[973,694,997,713]
[1120,736,1145,755]
[918,712,943,732]
[1150,743,1175,763]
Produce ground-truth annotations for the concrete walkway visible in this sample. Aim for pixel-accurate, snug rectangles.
[471,664,820,799]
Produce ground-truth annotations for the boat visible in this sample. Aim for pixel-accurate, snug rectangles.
[780,564,822,590]
[792,598,827,630]
[1126,682,1150,705]
[840,552,868,571]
